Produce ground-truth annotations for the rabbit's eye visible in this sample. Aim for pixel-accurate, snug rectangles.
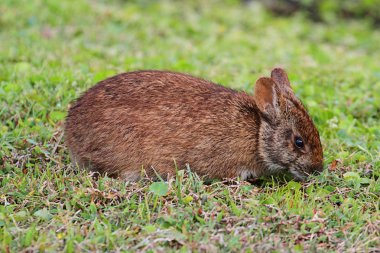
[295,136,304,148]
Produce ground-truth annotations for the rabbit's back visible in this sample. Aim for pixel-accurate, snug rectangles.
[65,71,260,180]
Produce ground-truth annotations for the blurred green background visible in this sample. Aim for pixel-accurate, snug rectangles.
[261,0,380,25]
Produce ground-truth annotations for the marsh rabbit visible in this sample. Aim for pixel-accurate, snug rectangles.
[65,68,323,181]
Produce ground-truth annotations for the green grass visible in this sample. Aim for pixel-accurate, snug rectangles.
[1,0,379,252]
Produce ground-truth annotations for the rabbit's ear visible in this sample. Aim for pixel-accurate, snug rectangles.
[254,77,279,118]
[271,68,293,94]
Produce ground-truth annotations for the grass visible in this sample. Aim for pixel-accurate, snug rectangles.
[0,0,379,252]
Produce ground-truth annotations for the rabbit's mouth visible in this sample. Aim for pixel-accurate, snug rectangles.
[289,168,307,181]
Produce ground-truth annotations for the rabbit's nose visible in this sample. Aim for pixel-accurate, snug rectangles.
[313,163,324,173]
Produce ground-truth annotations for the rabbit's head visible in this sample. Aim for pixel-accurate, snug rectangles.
[254,68,323,180]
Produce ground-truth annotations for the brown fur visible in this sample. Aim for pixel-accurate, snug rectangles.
[64,69,323,181]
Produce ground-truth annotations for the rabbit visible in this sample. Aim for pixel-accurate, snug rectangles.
[64,68,323,181]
